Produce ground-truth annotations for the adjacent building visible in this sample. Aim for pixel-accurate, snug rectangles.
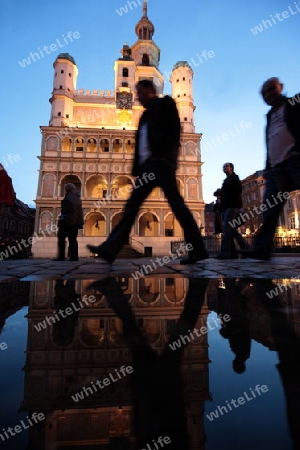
[0,166,35,258]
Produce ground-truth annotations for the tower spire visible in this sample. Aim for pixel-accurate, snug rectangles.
[142,0,147,18]
[135,0,154,40]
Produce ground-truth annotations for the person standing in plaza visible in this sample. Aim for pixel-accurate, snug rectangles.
[212,188,222,235]
[240,78,300,260]
[216,162,248,259]
[87,79,208,264]
[54,183,83,261]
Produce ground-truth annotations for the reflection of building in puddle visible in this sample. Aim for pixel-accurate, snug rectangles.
[21,277,210,449]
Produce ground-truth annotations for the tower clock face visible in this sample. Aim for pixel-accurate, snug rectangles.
[116,92,133,109]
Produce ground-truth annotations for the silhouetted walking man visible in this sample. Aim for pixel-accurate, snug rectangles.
[240,78,300,260]
[87,80,208,264]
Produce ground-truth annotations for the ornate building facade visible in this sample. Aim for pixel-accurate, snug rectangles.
[32,2,205,258]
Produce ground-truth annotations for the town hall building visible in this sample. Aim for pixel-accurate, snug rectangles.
[32,1,205,258]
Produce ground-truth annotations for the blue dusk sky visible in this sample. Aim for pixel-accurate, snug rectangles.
[1,0,300,206]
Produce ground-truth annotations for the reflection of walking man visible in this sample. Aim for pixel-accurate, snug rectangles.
[89,276,209,449]
[217,279,251,373]
[240,78,300,260]
[87,80,208,264]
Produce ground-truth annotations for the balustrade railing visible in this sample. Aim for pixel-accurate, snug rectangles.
[171,235,300,256]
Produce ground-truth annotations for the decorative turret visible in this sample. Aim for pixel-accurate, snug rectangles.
[170,61,195,133]
[49,53,78,126]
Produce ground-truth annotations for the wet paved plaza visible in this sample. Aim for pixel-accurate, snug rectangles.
[0,256,300,449]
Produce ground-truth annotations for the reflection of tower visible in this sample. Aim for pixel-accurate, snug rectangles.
[22,276,210,448]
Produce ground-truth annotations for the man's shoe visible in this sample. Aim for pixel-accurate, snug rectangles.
[69,258,79,261]
[238,247,271,261]
[180,252,209,265]
[52,257,65,261]
[86,244,115,263]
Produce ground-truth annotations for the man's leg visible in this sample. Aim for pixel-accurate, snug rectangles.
[239,166,286,259]
[217,208,240,258]
[232,228,249,250]
[68,226,79,260]
[87,168,155,261]
[230,237,239,258]
[256,169,284,250]
[56,224,67,260]
[158,164,208,261]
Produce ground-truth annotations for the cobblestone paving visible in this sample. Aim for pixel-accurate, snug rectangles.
[0,255,299,281]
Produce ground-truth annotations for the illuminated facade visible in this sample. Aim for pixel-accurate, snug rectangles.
[32,1,205,258]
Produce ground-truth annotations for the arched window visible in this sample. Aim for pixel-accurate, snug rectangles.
[112,139,122,153]
[42,174,55,197]
[86,175,108,199]
[46,136,58,151]
[100,139,109,153]
[87,138,97,152]
[142,54,149,66]
[62,137,72,152]
[75,138,84,152]
[61,175,81,197]
[187,178,198,199]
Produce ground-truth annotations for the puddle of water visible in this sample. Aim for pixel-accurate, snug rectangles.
[0,277,299,449]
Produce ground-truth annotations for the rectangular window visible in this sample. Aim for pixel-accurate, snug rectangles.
[289,217,295,229]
